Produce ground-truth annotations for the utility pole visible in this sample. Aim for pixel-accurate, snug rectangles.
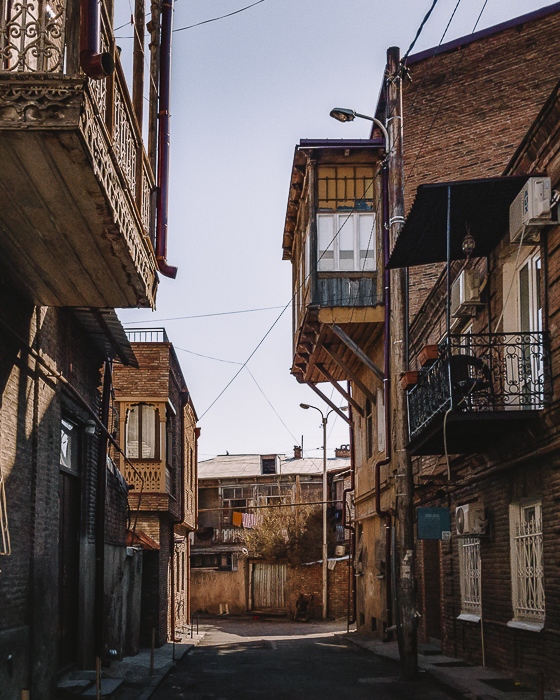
[322,413,328,621]
[386,46,417,680]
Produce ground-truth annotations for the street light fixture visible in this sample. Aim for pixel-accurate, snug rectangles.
[300,402,348,620]
[329,107,390,150]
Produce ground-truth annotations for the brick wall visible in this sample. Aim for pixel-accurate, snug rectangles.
[286,560,350,620]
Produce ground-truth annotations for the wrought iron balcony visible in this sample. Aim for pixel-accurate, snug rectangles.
[0,0,158,308]
[407,332,551,455]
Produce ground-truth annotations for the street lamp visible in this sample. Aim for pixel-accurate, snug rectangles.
[329,107,390,150]
[300,402,348,620]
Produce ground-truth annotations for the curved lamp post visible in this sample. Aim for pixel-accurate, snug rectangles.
[329,107,390,151]
[300,402,347,620]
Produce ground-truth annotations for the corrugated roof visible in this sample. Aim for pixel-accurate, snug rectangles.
[198,454,351,480]
[72,308,138,367]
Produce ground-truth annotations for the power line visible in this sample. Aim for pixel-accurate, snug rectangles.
[174,346,243,365]
[122,305,285,325]
[174,0,268,33]
[402,0,441,63]
[245,366,300,446]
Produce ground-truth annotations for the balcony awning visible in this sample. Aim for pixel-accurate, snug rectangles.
[72,308,138,367]
[388,175,532,268]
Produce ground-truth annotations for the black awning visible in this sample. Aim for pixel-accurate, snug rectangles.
[388,175,532,268]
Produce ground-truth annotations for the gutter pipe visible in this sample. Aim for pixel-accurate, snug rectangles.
[80,0,114,79]
[374,157,394,638]
[343,385,356,625]
[155,0,178,278]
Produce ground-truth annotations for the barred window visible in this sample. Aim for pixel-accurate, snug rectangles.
[510,501,545,623]
[458,537,481,616]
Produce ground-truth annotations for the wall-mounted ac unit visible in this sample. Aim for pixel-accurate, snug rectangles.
[456,503,486,536]
[451,270,482,319]
[509,177,553,244]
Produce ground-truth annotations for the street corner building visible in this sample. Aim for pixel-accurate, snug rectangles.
[111,330,199,648]
[281,1,560,689]
[190,449,353,621]
[0,0,182,693]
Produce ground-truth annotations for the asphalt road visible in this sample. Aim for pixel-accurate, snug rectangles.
[152,618,454,700]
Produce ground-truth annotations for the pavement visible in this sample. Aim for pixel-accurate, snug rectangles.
[343,632,560,700]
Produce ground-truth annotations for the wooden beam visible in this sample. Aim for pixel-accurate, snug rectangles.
[322,344,377,405]
[316,363,364,417]
[305,383,353,427]
[330,324,384,382]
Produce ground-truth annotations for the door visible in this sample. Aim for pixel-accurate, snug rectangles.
[252,563,287,611]
[58,418,81,669]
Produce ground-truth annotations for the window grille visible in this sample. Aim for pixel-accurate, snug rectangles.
[459,537,481,615]
[510,502,545,622]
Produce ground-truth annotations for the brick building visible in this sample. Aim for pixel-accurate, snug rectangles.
[112,329,198,647]
[0,0,179,692]
[191,450,351,620]
[282,1,560,687]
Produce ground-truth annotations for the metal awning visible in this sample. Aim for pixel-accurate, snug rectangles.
[72,308,138,367]
[388,175,532,268]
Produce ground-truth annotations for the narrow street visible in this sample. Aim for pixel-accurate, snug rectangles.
[152,618,454,699]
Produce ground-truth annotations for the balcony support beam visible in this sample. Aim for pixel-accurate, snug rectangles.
[305,382,353,427]
[316,363,364,417]
[323,343,377,406]
[330,324,384,383]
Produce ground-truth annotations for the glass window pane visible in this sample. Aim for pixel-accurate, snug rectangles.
[126,407,139,459]
[141,405,156,459]
[60,418,79,471]
[359,213,376,271]
[318,214,335,271]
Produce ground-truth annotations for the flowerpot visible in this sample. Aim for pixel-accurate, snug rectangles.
[419,344,439,367]
[400,371,419,391]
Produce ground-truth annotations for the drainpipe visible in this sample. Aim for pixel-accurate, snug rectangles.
[155,0,178,279]
[374,158,394,638]
[343,388,356,626]
[80,0,114,79]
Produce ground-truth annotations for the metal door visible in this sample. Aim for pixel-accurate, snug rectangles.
[252,563,287,610]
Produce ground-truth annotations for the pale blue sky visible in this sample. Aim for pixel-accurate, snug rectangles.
[116,0,555,459]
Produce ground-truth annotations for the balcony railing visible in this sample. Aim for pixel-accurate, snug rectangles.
[408,332,551,442]
[125,328,169,343]
[193,527,244,547]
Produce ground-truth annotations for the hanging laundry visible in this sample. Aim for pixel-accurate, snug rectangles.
[242,512,257,529]
[232,511,243,527]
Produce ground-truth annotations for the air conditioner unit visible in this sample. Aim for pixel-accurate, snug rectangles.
[450,270,482,319]
[509,177,553,244]
[456,503,486,536]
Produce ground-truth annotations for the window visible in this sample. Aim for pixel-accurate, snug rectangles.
[458,537,481,617]
[261,456,277,475]
[509,500,545,624]
[191,553,238,571]
[365,398,374,459]
[60,418,80,472]
[125,403,160,459]
[317,212,376,272]
[376,387,385,454]
[317,165,375,211]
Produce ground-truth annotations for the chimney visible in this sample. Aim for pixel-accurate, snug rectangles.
[293,445,302,459]
[335,444,350,459]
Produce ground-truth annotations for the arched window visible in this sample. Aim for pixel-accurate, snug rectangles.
[125,403,160,459]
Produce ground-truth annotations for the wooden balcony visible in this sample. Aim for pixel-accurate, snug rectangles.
[407,332,551,455]
[0,0,158,308]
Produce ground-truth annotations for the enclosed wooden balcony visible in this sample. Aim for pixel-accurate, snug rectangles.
[282,140,385,387]
[407,332,551,455]
[0,0,158,308]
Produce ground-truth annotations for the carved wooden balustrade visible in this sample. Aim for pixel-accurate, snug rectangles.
[0,0,158,308]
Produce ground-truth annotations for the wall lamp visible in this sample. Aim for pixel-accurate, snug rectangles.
[330,107,390,151]
[85,420,97,436]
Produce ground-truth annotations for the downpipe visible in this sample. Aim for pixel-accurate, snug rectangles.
[80,0,114,79]
[155,0,178,278]
[344,390,356,626]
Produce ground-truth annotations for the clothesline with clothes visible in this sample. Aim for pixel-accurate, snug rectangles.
[231,511,258,528]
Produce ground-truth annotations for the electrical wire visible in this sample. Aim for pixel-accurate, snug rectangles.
[122,305,285,324]
[174,346,243,365]
[245,366,300,446]
[402,0,441,63]
[173,0,268,33]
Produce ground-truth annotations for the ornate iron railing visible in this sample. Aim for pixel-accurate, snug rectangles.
[0,0,66,72]
[408,332,551,441]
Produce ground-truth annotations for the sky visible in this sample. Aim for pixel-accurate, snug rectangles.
[116,0,555,461]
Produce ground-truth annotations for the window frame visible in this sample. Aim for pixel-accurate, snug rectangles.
[317,211,376,273]
[125,402,161,461]
[458,536,482,619]
[509,499,545,626]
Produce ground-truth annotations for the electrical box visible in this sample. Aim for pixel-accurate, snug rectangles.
[417,507,451,541]
[455,503,486,536]
[509,177,553,244]
[451,270,482,320]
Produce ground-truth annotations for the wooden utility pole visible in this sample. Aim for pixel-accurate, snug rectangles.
[386,46,417,680]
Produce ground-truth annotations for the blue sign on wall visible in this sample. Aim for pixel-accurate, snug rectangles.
[417,507,451,541]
